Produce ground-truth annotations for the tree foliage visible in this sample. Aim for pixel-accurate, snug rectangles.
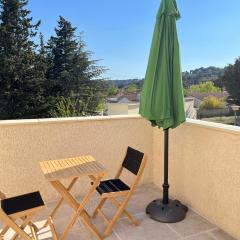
[183,67,224,87]
[127,83,137,93]
[49,96,77,118]
[222,58,240,104]
[0,0,44,119]
[46,16,107,116]
[107,84,118,96]
[187,81,222,94]
[0,1,107,119]
[200,96,226,110]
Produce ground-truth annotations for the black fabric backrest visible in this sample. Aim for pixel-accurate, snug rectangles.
[122,147,144,175]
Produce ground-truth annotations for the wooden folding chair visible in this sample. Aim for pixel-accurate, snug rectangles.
[0,191,46,240]
[92,146,147,237]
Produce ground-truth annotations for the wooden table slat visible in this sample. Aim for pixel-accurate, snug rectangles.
[40,155,106,181]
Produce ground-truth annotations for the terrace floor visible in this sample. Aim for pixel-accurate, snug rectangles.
[2,184,236,240]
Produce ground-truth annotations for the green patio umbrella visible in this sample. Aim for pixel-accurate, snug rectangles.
[140,0,188,223]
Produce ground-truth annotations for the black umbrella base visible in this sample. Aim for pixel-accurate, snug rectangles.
[146,199,188,223]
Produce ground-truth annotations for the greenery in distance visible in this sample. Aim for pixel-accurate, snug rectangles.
[0,0,107,120]
[0,0,240,120]
[200,96,226,110]
[111,61,240,106]
[222,58,240,104]
[184,81,222,96]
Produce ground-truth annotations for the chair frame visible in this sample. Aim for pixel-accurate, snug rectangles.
[0,191,44,240]
[92,149,147,237]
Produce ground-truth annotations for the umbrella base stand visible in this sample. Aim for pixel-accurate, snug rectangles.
[146,199,188,223]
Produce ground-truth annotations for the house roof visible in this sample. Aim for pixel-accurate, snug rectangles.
[107,93,140,103]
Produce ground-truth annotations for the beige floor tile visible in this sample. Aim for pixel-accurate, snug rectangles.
[3,184,237,240]
[168,211,216,238]
[209,229,236,240]
[184,232,216,240]
[86,184,161,222]
[114,213,180,240]
[78,225,119,240]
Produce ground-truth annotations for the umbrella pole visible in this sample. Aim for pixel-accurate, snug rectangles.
[162,128,169,204]
[146,128,188,223]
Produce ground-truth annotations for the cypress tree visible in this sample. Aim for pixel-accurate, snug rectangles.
[46,16,78,98]
[0,0,44,119]
[34,32,49,116]
[47,16,107,116]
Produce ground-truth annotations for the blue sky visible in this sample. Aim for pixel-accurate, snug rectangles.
[28,0,240,79]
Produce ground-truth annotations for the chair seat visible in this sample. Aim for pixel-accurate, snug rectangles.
[1,191,45,215]
[96,179,130,195]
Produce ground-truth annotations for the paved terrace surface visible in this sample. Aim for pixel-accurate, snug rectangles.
[2,184,236,240]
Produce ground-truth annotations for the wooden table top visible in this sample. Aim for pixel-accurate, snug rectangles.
[40,155,106,181]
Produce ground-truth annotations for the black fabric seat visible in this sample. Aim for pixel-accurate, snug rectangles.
[1,191,44,215]
[96,179,130,195]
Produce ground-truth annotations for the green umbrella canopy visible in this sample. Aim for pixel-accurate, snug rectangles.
[139,0,186,129]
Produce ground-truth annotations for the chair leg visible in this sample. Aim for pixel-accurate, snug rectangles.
[0,225,10,236]
[104,199,129,237]
[104,193,131,237]
[29,221,39,233]
[81,211,103,240]
[7,220,32,240]
[110,198,139,226]
[30,225,38,240]
[11,214,33,240]
[48,217,58,240]
[92,198,107,218]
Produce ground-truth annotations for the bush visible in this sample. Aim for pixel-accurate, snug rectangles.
[189,81,221,94]
[49,97,77,117]
[200,96,226,109]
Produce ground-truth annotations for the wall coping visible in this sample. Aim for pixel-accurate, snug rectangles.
[0,115,239,135]
[185,118,240,135]
[0,115,142,126]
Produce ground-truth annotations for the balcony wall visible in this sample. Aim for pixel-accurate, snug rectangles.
[153,119,240,240]
[0,116,153,202]
[0,116,239,239]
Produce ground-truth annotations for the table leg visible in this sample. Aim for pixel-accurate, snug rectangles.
[61,175,103,240]
[81,210,103,240]
[43,177,78,228]
[50,181,79,210]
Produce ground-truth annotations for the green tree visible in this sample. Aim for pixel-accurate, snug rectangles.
[0,0,44,119]
[46,16,78,97]
[127,83,137,93]
[34,32,49,115]
[188,81,221,94]
[222,58,240,104]
[107,84,118,96]
[46,16,107,116]
[49,96,77,117]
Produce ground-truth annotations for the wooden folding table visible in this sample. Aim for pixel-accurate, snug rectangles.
[39,155,107,240]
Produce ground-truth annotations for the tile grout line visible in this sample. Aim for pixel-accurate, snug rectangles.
[207,229,222,240]
[166,224,184,239]
[112,229,122,240]
[181,227,219,239]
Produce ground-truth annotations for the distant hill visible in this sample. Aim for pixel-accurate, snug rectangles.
[183,67,224,87]
[109,66,225,90]
[108,78,144,89]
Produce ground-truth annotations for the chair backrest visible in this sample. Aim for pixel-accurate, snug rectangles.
[122,147,145,175]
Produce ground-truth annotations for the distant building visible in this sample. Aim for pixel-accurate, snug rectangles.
[107,93,140,115]
[189,92,229,108]
[107,93,198,118]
